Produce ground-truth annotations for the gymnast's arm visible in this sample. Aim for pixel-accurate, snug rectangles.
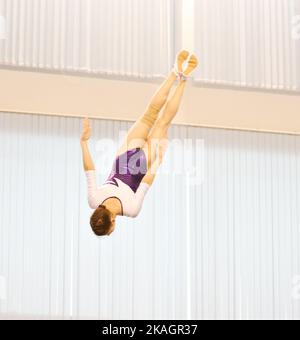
[142,170,157,186]
[81,118,102,208]
[130,157,162,217]
[142,143,165,186]
[80,118,95,171]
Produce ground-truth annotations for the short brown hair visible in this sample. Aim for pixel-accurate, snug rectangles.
[90,205,112,236]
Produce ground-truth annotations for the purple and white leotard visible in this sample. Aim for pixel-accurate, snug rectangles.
[85,148,150,218]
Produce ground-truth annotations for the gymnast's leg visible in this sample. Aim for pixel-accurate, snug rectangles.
[116,50,190,155]
[142,54,199,184]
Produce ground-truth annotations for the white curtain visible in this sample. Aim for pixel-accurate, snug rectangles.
[0,112,189,320]
[194,0,300,92]
[2,0,300,92]
[0,0,175,79]
[0,112,299,320]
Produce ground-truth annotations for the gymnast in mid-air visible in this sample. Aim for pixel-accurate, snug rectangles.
[81,50,198,236]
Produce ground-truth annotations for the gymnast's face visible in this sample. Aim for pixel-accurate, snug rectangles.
[107,218,116,236]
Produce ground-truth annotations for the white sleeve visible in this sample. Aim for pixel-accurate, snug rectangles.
[85,170,104,209]
[129,183,150,218]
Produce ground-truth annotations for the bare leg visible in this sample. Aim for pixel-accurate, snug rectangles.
[116,50,191,155]
[143,54,199,172]
[143,79,187,170]
[116,72,177,155]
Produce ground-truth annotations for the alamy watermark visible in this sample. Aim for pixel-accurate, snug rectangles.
[292,15,300,40]
[0,15,6,40]
[94,133,206,186]
[292,275,300,300]
[0,275,6,301]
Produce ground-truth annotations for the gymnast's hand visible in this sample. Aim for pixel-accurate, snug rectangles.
[80,118,95,171]
[81,118,91,142]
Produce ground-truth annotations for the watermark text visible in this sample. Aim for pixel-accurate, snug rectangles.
[0,15,6,40]
[292,15,300,40]
[0,275,6,300]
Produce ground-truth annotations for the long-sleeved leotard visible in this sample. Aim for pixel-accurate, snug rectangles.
[85,148,150,218]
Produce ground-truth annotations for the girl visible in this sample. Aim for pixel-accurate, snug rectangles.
[80,50,198,236]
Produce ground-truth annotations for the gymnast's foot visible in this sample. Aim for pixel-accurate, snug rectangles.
[182,54,199,80]
[177,50,189,73]
[173,50,189,78]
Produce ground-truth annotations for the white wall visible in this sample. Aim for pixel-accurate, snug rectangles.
[0,112,299,320]
[1,68,300,136]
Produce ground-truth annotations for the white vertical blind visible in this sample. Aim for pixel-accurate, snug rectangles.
[194,0,300,92]
[189,128,300,320]
[0,0,175,79]
[2,0,299,91]
[0,112,299,320]
[0,112,188,320]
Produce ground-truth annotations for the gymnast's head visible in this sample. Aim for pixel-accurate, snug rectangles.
[90,205,116,236]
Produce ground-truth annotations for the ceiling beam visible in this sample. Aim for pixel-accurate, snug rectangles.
[0,69,299,135]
